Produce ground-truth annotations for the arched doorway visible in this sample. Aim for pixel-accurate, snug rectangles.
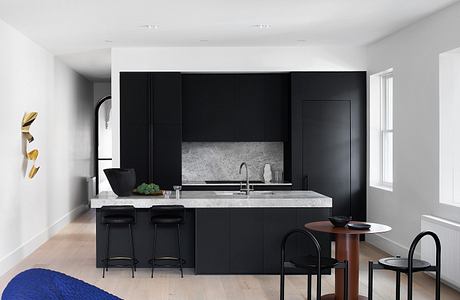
[95,95,112,193]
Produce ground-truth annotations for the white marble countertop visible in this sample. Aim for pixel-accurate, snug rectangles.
[90,190,332,208]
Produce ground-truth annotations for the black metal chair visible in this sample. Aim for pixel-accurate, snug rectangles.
[368,231,441,300]
[100,205,137,278]
[149,205,185,278]
[280,229,348,300]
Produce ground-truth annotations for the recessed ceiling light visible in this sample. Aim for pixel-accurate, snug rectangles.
[297,39,307,42]
[140,24,159,29]
[105,40,113,43]
[252,24,271,29]
[199,39,209,42]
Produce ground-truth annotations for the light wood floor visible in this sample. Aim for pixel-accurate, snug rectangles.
[1,210,459,300]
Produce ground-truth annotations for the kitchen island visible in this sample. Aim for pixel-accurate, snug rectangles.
[91,190,332,274]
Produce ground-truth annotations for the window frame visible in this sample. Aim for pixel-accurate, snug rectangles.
[380,72,394,188]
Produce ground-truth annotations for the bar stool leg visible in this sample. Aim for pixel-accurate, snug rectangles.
[151,224,158,278]
[307,274,312,300]
[368,261,373,300]
[128,224,135,278]
[177,224,184,278]
[396,271,401,300]
[103,224,110,278]
[280,264,285,300]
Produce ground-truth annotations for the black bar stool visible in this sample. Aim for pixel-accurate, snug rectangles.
[100,205,138,278]
[368,231,441,300]
[149,205,185,278]
[280,229,349,300]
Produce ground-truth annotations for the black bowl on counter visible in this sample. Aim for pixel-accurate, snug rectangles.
[328,216,351,227]
[104,168,136,197]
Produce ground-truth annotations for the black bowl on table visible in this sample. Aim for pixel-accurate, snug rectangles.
[328,216,351,227]
[104,168,136,197]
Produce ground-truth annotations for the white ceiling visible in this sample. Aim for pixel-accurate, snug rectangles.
[0,0,458,80]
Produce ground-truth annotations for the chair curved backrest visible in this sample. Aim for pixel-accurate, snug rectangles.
[281,229,321,300]
[407,231,441,300]
[151,205,185,223]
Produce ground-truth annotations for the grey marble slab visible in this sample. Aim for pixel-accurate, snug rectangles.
[91,191,332,208]
[182,142,283,182]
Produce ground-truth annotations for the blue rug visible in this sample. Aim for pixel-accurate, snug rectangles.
[2,268,121,300]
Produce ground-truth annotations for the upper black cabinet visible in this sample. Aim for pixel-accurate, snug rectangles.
[182,73,289,142]
[120,72,182,189]
[182,74,237,141]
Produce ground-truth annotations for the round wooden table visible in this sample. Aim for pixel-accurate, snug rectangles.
[305,221,391,300]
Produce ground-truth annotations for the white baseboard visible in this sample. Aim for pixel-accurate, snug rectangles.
[366,233,420,258]
[0,205,88,277]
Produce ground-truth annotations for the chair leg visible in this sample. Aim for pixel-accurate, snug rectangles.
[151,224,157,278]
[280,265,285,300]
[177,224,184,278]
[343,261,348,300]
[103,224,110,278]
[307,274,312,300]
[129,224,135,278]
[368,261,373,300]
[407,271,413,300]
[435,265,441,300]
[396,271,401,300]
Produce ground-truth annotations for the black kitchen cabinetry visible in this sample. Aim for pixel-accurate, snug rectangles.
[120,72,182,190]
[290,72,366,221]
[195,207,331,274]
[182,73,289,142]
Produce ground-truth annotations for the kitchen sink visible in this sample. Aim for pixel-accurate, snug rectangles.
[214,191,275,196]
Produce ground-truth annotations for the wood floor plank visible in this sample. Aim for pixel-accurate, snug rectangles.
[0,210,459,299]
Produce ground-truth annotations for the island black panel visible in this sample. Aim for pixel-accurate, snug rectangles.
[195,207,331,274]
[194,209,231,274]
[290,72,366,221]
[229,208,265,273]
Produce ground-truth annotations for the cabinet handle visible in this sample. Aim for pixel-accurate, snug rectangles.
[303,176,309,190]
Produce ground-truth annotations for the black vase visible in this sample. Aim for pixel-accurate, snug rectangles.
[104,168,136,197]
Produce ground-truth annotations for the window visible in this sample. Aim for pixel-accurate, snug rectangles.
[370,69,394,190]
[440,48,460,206]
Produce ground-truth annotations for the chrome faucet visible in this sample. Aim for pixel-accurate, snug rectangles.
[239,162,251,195]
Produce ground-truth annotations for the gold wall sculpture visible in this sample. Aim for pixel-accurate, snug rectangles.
[21,112,40,179]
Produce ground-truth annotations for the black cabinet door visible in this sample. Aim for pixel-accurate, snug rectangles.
[263,208,298,273]
[235,74,289,141]
[291,72,366,221]
[120,72,151,184]
[153,124,182,190]
[302,100,351,216]
[229,208,264,273]
[195,209,231,274]
[296,208,332,259]
[182,74,237,141]
[152,73,182,124]
[120,72,182,187]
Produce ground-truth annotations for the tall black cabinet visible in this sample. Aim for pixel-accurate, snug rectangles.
[291,72,366,220]
[120,72,182,189]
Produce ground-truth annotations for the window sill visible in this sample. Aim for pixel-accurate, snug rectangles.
[370,184,393,192]
[440,202,460,209]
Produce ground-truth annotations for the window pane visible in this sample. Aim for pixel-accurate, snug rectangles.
[386,76,393,130]
[383,131,393,184]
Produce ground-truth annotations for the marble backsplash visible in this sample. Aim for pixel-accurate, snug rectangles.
[182,142,283,182]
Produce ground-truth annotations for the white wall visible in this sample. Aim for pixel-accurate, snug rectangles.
[111,46,367,166]
[0,18,93,276]
[93,82,111,105]
[366,2,460,255]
